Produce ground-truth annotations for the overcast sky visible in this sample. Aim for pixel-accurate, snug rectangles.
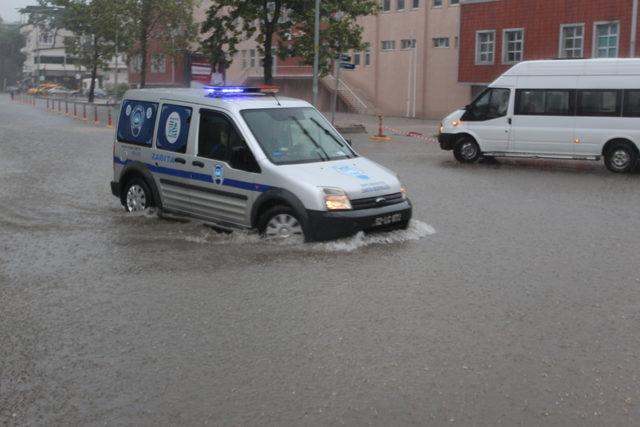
[0,0,35,23]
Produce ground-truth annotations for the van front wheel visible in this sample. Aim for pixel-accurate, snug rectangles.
[123,178,154,212]
[453,136,481,163]
[604,142,638,173]
[258,206,306,242]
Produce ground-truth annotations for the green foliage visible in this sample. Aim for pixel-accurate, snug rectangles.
[121,0,197,87]
[200,0,378,84]
[0,21,25,87]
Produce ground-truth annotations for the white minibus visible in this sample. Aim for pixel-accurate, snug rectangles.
[439,59,640,173]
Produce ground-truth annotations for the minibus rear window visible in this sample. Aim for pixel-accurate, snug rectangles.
[623,90,640,117]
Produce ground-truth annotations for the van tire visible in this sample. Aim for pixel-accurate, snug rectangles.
[604,141,638,173]
[258,205,306,242]
[453,136,481,163]
[122,178,154,212]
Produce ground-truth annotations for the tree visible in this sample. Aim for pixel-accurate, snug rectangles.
[32,0,124,102]
[200,0,377,85]
[122,0,197,88]
[0,19,26,89]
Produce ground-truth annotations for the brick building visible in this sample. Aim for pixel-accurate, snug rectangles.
[459,0,640,95]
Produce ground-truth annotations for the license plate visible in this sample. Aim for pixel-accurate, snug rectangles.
[372,213,403,227]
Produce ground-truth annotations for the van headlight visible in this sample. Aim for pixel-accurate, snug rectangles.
[323,188,352,210]
[400,184,408,200]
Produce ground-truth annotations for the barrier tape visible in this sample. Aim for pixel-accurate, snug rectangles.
[383,126,439,143]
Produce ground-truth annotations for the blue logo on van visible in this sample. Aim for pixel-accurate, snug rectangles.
[130,105,146,137]
[214,164,224,185]
[333,165,369,180]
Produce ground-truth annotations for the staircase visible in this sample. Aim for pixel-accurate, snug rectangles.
[321,75,376,115]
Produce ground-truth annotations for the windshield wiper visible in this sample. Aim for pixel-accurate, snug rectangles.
[290,116,330,161]
[309,117,355,158]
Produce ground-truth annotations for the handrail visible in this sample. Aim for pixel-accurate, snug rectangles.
[324,74,370,112]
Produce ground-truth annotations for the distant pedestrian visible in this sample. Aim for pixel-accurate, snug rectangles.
[10,89,15,101]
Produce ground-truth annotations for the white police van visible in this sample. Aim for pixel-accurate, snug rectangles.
[439,59,640,173]
[110,86,411,241]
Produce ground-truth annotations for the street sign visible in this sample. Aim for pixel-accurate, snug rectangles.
[340,62,356,70]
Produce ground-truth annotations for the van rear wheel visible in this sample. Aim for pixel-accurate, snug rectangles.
[604,142,638,173]
[123,178,154,212]
[453,136,481,163]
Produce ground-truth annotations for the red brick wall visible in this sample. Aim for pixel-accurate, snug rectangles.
[128,38,188,87]
[459,0,640,83]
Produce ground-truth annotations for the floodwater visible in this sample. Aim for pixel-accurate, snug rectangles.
[2,95,640,425]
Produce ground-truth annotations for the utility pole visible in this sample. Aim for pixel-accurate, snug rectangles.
[632,0,639,57]
[311,0,320,107]
[331,53,341,124]
[114,26,119,96]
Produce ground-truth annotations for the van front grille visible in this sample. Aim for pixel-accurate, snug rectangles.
[350,192,404,210]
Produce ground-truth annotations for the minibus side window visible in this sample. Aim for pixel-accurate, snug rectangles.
[463,88,510,121]
[515,89,574,116]
[577,90,621,117]
[623,90,640,117]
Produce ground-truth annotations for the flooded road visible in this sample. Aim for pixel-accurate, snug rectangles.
[2,95,640,425]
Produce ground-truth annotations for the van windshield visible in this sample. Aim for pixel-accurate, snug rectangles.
[241,107,356,165]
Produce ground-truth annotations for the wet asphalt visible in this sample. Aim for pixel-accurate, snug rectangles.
[1,95,640,426]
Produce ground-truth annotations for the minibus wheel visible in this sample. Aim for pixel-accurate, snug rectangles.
[259,205,305,242]
[604,141,638,173]
[453,136,481,163]
[123,178,154,212]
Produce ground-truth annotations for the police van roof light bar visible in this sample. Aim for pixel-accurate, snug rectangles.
[204,85,279,97]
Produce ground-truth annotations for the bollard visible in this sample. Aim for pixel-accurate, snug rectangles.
[46,98,50,111]
[82,104,87,122]
[369,114,391,141]
[106,107,113,128]
[58,99,62,113]
[65,101,69,116]
[94,105,99,126]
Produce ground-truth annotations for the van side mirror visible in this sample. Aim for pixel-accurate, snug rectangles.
[345,138,353,147]
[230,145,260,173]
[464,104,471,111]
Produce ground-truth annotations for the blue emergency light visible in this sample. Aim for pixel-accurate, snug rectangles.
[204,85,279,97]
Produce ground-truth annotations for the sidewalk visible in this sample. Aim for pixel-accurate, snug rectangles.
[324,111,441,140]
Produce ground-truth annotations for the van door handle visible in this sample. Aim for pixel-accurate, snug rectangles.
[174,157,186,164]
[508,117,512,125]
[192,160,205,168]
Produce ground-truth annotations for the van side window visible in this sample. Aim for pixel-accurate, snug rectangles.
[515,89,574,116]
[156,104,192,153]
[577,90,621,116]
[623,90,640,117]
[198,110,243,162]
[464,88,510,121]
[117,100,158,146]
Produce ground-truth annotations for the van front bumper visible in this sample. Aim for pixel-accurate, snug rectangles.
[305,200,412,242]
[110,181,119,198]
[438,133,456,150]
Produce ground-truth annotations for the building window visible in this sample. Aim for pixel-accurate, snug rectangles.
[433,0,442,7]
[412,0,419,8]
[503,29,524,64]
[354,51,361,65]
[400,39,416,49]
[38,31,53,45]
[381,40,396,51]
[382,0,391,11]
[241,50,247,69]
[593,22,619,58]
[432,37,449,48]
[397,0,405,10]
[449,0,459,4]
[475,30,495,64]
[559,24,584,58]
[365,49,371,65]
[250,49,256,67]
[130,55,142,72]
[151,54,166,73]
